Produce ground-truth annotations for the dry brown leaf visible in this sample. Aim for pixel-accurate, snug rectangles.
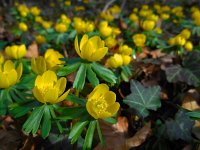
[126,122,151,148]
[94,117,129,150]
[150,49,165,59]
[182,89,200,111]
[136,47,150,59]
[26,43,39,58]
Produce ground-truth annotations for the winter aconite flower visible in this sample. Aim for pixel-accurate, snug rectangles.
[75,34,108,62]
[5,44,27,59]
[86,84,120,119]
[31,56,47,75]
[44,49,64,69]
[133,34,146,47]
[18,22,28,32]
[0,60,23,89]
[33,70,70,104]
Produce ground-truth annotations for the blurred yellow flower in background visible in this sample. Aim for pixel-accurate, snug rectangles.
[18,22,28,32]
[30,6,41,16]
[5,44,27,59]
[55,23,68,33]
[86,84,120,119]
[31,56,47,75]
[44,49,64,69]
[75,34,108,62]
[133,34,146,47]
[184,41,193,51]
[35,35,46,44]
[0,60,22,89]
[141,20,155,31]
[33,70,70,104]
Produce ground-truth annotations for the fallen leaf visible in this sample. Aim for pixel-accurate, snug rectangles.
[126,122,151,148]
[26,42,39,58]
[150,49,165,59]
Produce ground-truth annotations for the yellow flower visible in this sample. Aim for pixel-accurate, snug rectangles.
[36,35,46,44]
[42,21,52,29]
[105,36,117,48]
[5,44,27,59]
[106,53,123,68]
[73,17,86,34]
[18,22,28,32]
[61,14,71,24]
[31,56,47,75]
[75,34,108,62]
[122,55,131,65]
[109,5,121,15]
[112,27,121,36]
[85,21,95,32]
[119,44,132,55]
[17,4,29,17]
[154,27,162,34]
[0,54,4,64]
[180,29,191,40]
[175,35,186,46]
[0,60,22,89]
[184,41,193,51]
[161,13,170,20]
[129,13,138,22]
[133,34,146,47]
[100,11,114,22]
[44,49,64,69]
[141,20,155,31]
[147,14,159,22]
[35,16,43,23]
[86,84,120,119]
[99,21,112,37]
[33,70,70,104]
[55,23,68,33]
[65,0,71,6]
[30,6,41,16]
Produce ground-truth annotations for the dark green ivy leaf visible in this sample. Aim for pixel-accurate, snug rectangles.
[124,80,161,117]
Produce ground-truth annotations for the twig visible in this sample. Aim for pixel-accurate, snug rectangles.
[102,0,116,12]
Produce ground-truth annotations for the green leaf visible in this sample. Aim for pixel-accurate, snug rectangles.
[69,121,89,144]
[23,105,45,134]
[73,63,87,90]
[165,51,200,86]
[124,80,161,117]
[166,110,194,142]
[87,64,99,87]
[41,105,52,138]
[57,62,81,76]
[9,100,38,118]
[17,73,36,89]
[92,62,117,84]
[83,121,97,150]
[57,106,87,120]
[97,120,105,146]
[66,95,86,106]
[0,89,12,115]
[104,117,117,124]
[187,111,200,120]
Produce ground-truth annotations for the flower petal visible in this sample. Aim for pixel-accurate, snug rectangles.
[88,84,109,101]
[106,102,120,116]
[80,34,88,50]
[56,89,70,103]
[3,60,15,72]
[55,77,67,96]
[7,69,18,86]
[33,87,45,103]
[103,91,116,105]
[0,73,9,88]
[90,47,108,61]
[86,101,98,119]
[42,70,57,85]
[75,36,81,57]
[81,40,93,60]
[16,63,23,81]
[98,111,112,119]
[44,88,59,104]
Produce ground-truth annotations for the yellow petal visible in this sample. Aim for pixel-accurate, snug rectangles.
[80,34,88,50]
[56,89,70,103]
[3,60,15,72]
[7,69,18,86]
[31,57,37,74]
[16,63,23,81]
[106,102,120,116]
[89,36,99,50]
[90,47,108,61]
[0,73,10,88]
[42,70,57,85]
[55,77,67,96]
[34,75,42,86]
[44,88,59,104]
[81,40,93,60]
[88,84,109,100]
[17,44,26,58]
[33,87,45,103]
[75,36,81,57]
[103,91,116,105]
[38,56,46,74]
[5,46,12,57]
[98,111,112,119]
[86,101,98,119]
[11,45,18,59]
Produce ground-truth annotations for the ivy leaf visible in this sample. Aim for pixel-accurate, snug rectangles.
[165,51,200,87]
[166,110,194,142]
[124,80,161,117]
